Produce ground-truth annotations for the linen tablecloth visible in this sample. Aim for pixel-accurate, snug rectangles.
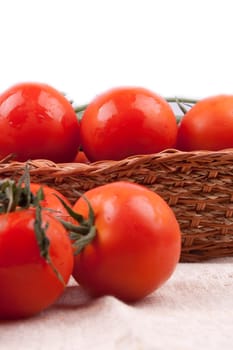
[1,257,233,350]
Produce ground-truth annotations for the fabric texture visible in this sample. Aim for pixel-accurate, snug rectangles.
[1,257,233,350]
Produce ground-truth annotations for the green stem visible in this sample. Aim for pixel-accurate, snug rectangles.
[55,193,96,255]
[74,104,88,113]
[165,97,198,104]
[73,97,198,115]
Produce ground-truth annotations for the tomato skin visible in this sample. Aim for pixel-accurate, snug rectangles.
[177,95,233,151]
[72,181,181,302]
[80,87,178,161]
[0,209,73,319]
[73,150,90,163]
[29,183,72,221]
[0,82,80,162]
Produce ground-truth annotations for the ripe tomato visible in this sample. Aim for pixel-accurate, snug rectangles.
[0,82,80,162]
[0,209,73,319]
[80,87,178,161]
[71,181,181,302]
[177,95,233,151]
[73,150,90,164]
[29,183,72,221]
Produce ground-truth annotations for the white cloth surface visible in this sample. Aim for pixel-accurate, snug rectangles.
[1,257,233,350]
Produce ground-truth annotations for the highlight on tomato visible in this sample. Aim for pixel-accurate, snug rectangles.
[0,82,80,162]
[61,181,181,302]
[80,87,178,162]
[177,94,233,151]
[0,177,74,320]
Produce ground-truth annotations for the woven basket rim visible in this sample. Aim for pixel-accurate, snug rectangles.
[1,148,233,173]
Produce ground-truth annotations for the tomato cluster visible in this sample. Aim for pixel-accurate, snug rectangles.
[0,82,231,164]
[0,83,179,163]
[1,81,231,319]
[79,90,233,158]
[0,173,181,319]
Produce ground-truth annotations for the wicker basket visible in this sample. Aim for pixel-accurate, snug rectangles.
[0,148,233,262]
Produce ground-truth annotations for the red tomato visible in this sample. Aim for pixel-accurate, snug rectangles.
[71,181,181,302]
[80,87,178,161]
[0,209,73,319]
[73,150,90,164]
[0,82,80,162]
[177,95,233,151]
[29,183,72,221]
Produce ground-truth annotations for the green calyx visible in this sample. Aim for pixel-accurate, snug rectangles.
[0,164,45,214]
[54,193,96,255]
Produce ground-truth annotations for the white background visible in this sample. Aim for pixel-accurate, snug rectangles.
[0,0,232,105]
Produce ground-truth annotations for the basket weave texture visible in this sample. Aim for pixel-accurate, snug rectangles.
[1,148,233,262]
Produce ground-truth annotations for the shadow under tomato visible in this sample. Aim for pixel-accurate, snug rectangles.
[0,285,93,323]
[53,284,93,309]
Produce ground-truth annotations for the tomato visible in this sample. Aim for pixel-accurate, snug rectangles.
[71,181,181,302]
[73,150,90,164]
[0,209,73,319]
[0,82,80,162]
[177,95,233,151]
[29,183,72,221]
[80,87,178,161]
